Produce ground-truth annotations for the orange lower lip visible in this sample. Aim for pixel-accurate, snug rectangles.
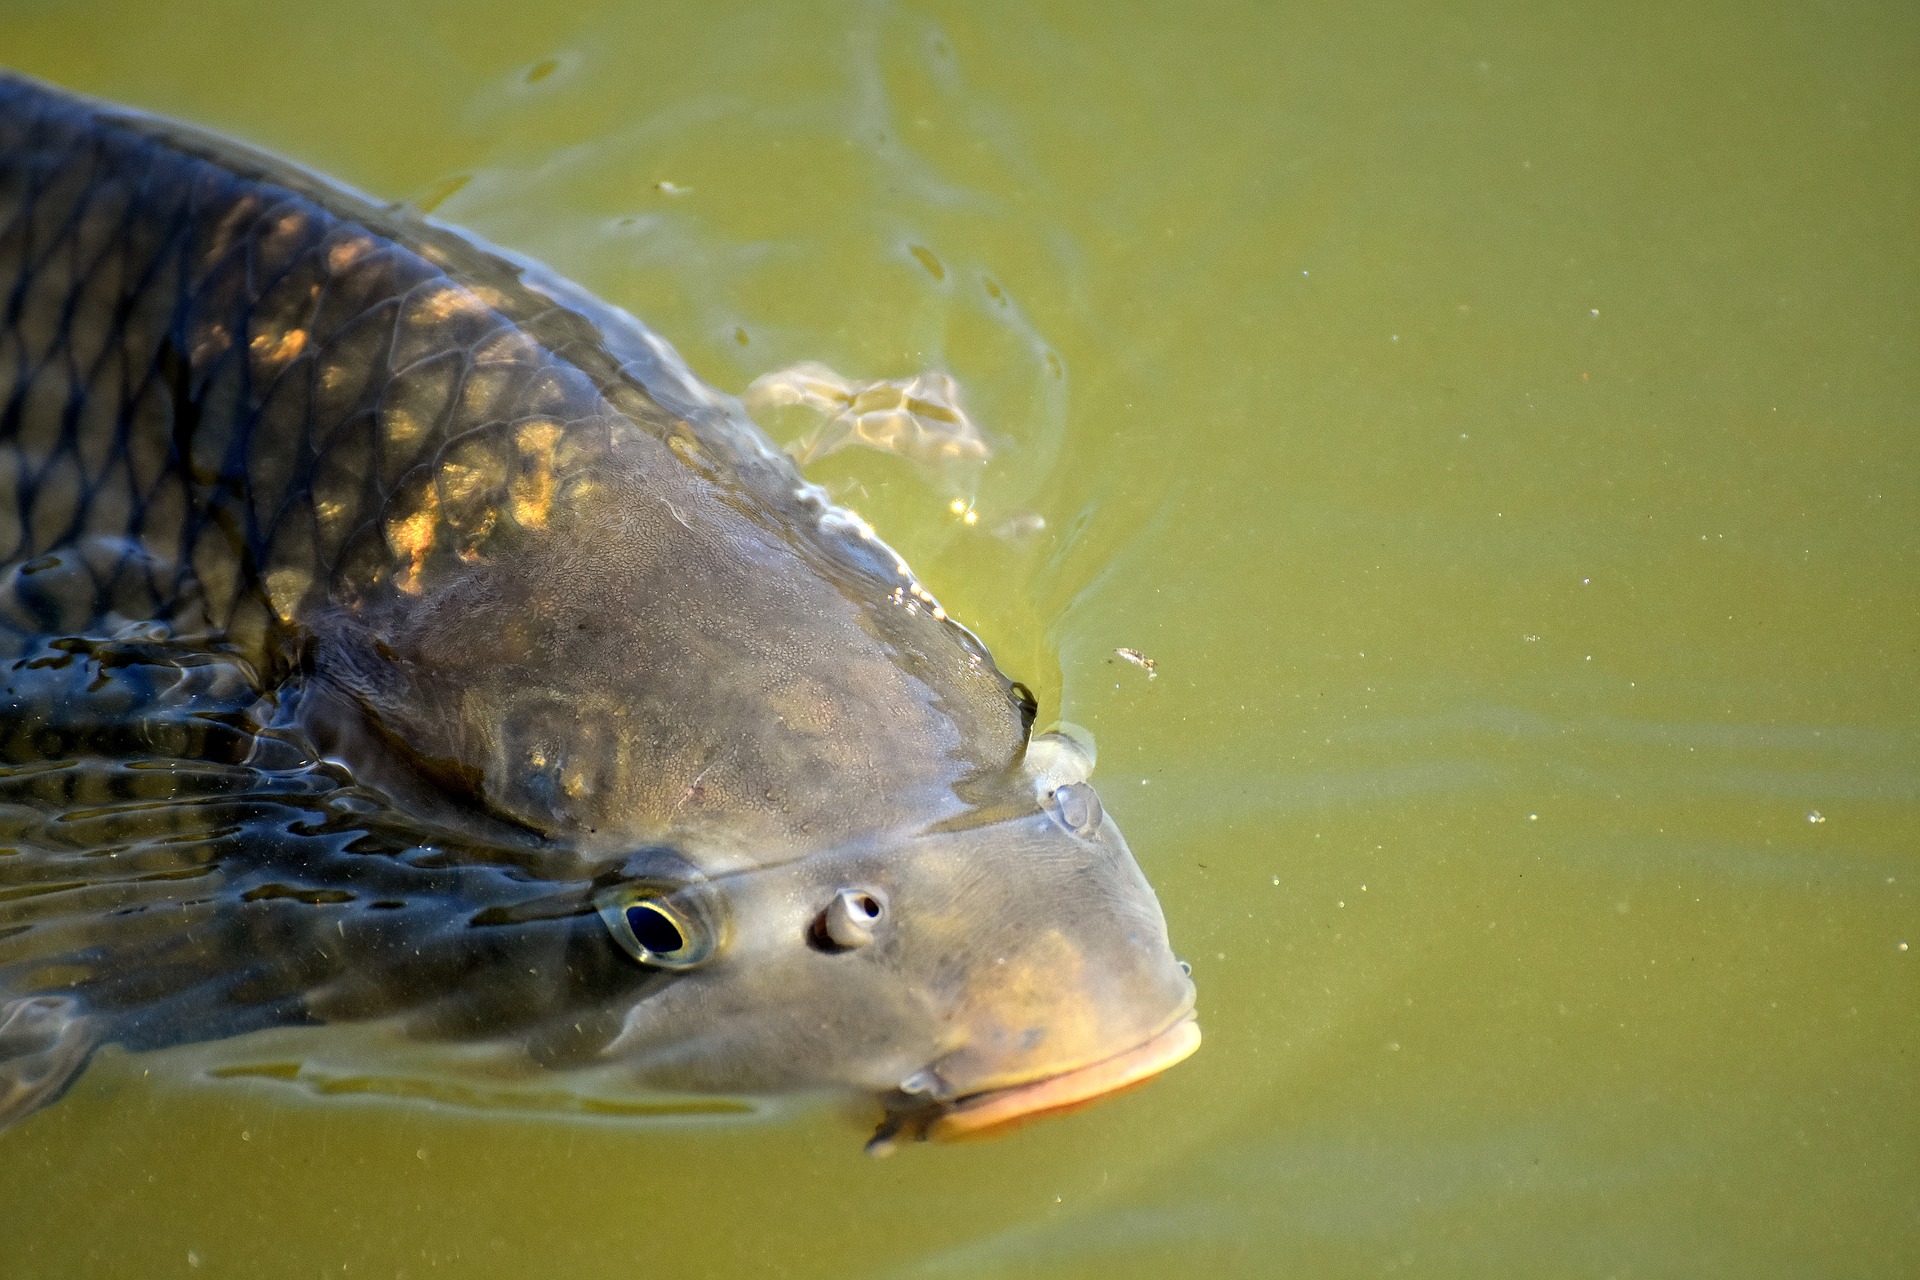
[928,1014,1202,1141]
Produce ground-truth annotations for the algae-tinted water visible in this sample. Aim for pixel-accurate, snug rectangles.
[1,1,1914,1276]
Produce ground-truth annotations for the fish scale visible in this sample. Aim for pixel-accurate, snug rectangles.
[0,69,905,995]
[0,71,728,1086]
[0,72,1195,1145]
[0,72,707,670]
[0,629,645,1069]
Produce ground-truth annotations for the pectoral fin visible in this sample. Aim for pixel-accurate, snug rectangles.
[0,995,98,1130]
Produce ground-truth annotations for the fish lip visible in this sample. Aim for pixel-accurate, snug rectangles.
[922,1008,1202,1143]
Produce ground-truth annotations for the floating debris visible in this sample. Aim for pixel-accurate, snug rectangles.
[745,362,989,470]
[993,512,1047,542]
[1113,647,1157,679]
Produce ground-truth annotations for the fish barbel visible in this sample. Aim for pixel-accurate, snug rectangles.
[0,72,1197,1148]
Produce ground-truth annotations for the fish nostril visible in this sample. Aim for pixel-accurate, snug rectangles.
[817,887,887,950]
[1053,781,1103,836]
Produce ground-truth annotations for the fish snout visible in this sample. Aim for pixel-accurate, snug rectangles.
[868,1004,1201,1155]
[868,803,1199,1152]
[934,936,1196,1101]
[928,1010,1201,1142]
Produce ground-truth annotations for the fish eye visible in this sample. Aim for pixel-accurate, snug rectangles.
[1052,781,1104,836]
[596,889,716,969]
[817,887,887,950]
[627,902,685,953]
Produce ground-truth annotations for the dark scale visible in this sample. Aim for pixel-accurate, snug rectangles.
[0,72,1196,1148]
[0,76,710,1116]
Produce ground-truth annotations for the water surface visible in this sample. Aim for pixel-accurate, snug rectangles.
[1,1,1914,1275]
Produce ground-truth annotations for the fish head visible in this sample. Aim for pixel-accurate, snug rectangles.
[593,731,1199,1145]
[306,441,1198,1142]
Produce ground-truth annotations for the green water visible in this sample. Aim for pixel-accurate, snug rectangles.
[2,1,1914,1275]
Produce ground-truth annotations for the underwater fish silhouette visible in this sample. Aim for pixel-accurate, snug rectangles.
[0,72,1197,1151]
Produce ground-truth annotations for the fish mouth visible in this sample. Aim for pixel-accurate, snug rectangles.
[928,1012,1201,1141]
[866,1011,1201,1154]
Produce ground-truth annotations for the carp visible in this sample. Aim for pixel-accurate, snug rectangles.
[0,71,1197,1150]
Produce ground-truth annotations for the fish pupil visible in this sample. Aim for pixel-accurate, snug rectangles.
[626,903,686,956]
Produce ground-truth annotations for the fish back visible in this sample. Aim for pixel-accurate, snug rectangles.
[0,71,719,669]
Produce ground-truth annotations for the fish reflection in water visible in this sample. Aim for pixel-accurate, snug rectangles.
[0,72,1197,1149]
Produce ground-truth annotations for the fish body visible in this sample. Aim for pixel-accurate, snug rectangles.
[0,72,1196,1145]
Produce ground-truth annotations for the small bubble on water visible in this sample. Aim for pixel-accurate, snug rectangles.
[1271,876,1280,886]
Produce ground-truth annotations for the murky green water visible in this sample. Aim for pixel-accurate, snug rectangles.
[2,1,1914,1275]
